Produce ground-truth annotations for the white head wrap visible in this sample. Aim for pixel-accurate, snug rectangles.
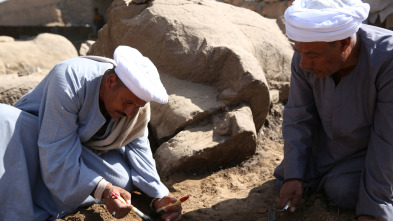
[285,0,370,42]
[113,45,168,104]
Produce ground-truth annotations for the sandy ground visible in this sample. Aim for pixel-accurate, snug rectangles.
[57,102,357,221]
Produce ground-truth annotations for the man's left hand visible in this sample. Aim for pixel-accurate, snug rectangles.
[154,196,182,221]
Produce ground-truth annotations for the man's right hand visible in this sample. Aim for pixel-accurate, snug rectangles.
[103,184,132,219]
[278,179,304,212]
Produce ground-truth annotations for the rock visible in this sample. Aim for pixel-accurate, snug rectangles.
[150,74,222,141]
[0,33,78,104]
[0,33,77,76]
[269,81,290,102]
[0,36,14,42]
[219,88,238,105]
[0,73,46,105]
[79,40,96,56]
[155,105,257,178]
[270,89,279,104]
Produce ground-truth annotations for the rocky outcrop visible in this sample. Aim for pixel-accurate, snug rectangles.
[88,0,293,178]
[0,33,78,105]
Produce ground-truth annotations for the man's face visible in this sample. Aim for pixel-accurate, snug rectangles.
[294,41,346,78]
[102,74,147,119]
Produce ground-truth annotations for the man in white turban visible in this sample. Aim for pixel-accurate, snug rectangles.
[274,0,393,220]
[0,45,182,221]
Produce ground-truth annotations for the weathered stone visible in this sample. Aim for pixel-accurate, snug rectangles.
[79,40,96,56]
[219,88,238,105]
[0,33,78,104]
[150,74,222,141]
[0,36,14,42]
[0,73,46,105]
[0,33,78,75]
[269,80,290,102]
[270,89,279,104]
[155,105,257,179]
[17,66,41,77]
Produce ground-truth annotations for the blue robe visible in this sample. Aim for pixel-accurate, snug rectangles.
[274,24,393,219]
[0,57,169,220]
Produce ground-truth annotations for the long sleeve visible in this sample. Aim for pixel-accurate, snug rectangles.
[36,63,103,210]
[124,129,169,198]
[357,63,393,219]
[282,53,320,180]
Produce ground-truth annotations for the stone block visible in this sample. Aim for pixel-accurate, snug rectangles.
[154,105,257,179]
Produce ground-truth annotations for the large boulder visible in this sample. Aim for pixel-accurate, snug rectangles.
[0,33,78,104]
[88,0,293,177]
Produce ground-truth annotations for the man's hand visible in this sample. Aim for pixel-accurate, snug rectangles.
[154,196,182,221]
[279,179,304,212]
[103,184,132,219]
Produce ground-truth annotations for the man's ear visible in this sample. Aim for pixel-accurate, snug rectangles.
[105,73,117,89]
[339,37,351,51]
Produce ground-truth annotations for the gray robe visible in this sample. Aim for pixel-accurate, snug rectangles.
[0,57,169,220]
[274,24,393,219]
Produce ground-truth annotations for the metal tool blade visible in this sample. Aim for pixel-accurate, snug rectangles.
[268,209,277,221]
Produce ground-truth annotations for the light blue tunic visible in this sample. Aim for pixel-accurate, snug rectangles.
[0,57,169,220]
[274,24,393,219]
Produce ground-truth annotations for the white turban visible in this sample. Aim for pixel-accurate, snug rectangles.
[113,45,168,104]
[285,0,370,42]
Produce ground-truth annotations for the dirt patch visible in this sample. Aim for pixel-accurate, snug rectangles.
[57,102,356,221]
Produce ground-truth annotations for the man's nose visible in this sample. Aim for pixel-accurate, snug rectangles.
[124,105,136,117]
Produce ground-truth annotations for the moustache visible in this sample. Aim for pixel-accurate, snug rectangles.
[304,69,321,74]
